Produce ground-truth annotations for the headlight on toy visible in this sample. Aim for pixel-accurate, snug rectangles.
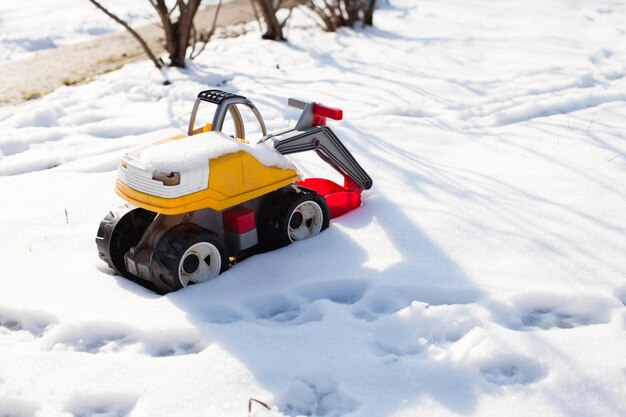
[152,171,181,186]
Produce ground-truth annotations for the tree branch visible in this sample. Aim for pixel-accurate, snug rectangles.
[208,0,223,36]
[88,0,163,70]
[279,6,293,28]
[249,0,264,33]
[190,0,223,59]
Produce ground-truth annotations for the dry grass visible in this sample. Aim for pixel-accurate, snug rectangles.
[22,91,42,101]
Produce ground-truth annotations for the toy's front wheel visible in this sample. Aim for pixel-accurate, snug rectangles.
[96,205,156,278]
[150,224,229,294]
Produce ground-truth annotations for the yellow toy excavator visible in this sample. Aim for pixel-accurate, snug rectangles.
[96,90,372,294]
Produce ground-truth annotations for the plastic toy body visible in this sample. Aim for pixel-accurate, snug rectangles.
[96,90,372,294]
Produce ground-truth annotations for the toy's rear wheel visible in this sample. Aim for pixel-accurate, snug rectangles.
[287,200,325,241]
[150,224,229,294]
[96,205,156,278]
[259,185,330,250]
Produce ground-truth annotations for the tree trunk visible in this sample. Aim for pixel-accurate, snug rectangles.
[363,0,377,26]
[174,0,202,66]
[153,0,178,63]
[253,0,285,40]
[152,0,202,67]
[302,0,378,31]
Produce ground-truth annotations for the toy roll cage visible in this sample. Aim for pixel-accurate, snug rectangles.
[187,90,267,138]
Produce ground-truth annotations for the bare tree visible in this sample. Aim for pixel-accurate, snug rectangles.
[302,0,378,31]
[250,0,294,40]
[150,0,201,67]
[88,0,222,69]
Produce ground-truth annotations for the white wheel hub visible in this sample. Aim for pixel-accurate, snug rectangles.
[178,242,221,286]
[288,200,323,242]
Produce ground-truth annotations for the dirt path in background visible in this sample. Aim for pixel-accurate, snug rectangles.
[0,0,255,107]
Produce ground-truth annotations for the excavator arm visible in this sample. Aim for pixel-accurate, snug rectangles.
[268,98,373,193]
[273,126,372,192]
[266,98,373,218]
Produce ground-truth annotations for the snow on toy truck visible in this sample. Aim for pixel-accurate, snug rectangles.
[96,90,372,294]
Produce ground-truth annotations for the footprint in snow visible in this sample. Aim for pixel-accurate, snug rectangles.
[489,293,612,331]
[589,49,614,65]
[293,279,369,306]
[194,304,244,324]
[477,353,547,386]
[0,306,57,338]
[46,322,204,357]
[65,393,138,417]
[279,376,356,417]
[370,301,481,357]
[613,285,626,307]
[244,294,312,325]
[351,286,479,322]
[0,398,38,417]
[243,280,370,326]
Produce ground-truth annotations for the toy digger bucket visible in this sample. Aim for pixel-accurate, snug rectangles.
[296,178,362,219]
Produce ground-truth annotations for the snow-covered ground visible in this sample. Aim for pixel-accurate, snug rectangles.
[1,1,626,416]
[0,0,156,62]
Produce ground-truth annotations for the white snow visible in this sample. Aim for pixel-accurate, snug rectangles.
[137,131,297,171]
[1,1,626,417]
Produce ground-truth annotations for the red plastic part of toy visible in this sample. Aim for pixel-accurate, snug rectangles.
[223,206,256,233]
[296,178,361,219]
[312,103,343,127]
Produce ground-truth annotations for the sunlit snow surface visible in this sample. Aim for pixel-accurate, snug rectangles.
[1,1,626,417]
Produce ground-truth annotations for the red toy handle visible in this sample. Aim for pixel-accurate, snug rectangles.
[312,103,343,126]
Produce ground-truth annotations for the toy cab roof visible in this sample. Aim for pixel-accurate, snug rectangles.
[197,89,248,105]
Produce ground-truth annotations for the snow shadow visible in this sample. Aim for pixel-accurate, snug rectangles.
[167,193,486,416]
[45,321,205,357]
[0,398,38,417]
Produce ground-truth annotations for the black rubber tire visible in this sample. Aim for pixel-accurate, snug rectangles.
[258,185,330,251]
[96,205,156,277]
[149,223,229,294]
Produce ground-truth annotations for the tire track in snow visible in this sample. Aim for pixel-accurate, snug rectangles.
[467,89,626,127]
[457,48,626,126]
